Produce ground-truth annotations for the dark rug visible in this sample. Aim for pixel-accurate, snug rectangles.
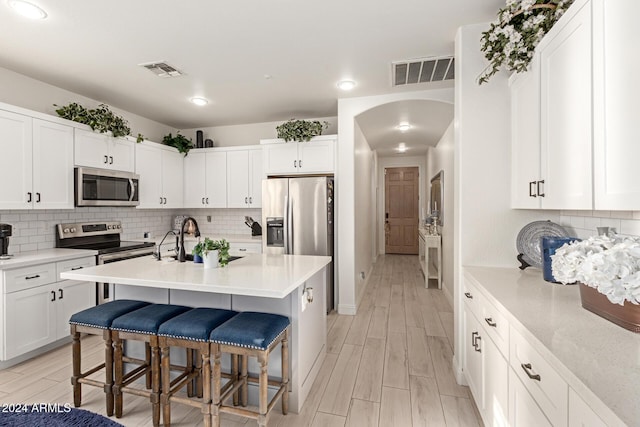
[0,405,123,426]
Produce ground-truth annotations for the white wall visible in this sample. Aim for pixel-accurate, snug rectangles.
[0,66,174,142]
[353,122,376,306]
[338,89,453,314]
[427,121,454,305]
[376,155,428,255]
[453,24,560,381]
[182,117,338,147]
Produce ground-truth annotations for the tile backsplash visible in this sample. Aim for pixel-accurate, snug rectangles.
[559,210,640,239]
[0,207,262,254]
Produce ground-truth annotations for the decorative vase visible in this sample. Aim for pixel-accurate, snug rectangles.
[579,283,640,333]
[202,250,219,269]
[542,236,578,283]
[193,254,203,264]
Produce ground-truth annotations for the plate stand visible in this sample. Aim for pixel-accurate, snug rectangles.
[517,253,531,270]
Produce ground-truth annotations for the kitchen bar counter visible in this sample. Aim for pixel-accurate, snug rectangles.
[464,266,637,426]
[61,254,330,298]
[0,248,97,270]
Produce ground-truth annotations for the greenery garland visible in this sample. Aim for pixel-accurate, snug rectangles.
[162,132,192,156]
[54,102,144,141]
[276,119,329,142]
[478,0,574,84]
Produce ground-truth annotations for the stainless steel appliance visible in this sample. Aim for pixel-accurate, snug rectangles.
[262,177,334,312]
[56,221,155,304]
[75,167,140,207]
[0,223,12,260]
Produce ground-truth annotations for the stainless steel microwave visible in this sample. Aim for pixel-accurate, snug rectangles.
[75,167,140,207]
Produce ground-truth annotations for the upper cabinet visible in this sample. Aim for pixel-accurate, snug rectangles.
[511,0,637,210]
[183,151,227,208]
[261,135,336,175]
[74,128,134,172]
[227,148,263,208]
[135,141,184,209]
[0,109,73,210]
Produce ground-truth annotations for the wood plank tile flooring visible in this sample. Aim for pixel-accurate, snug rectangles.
[0,254,482,426]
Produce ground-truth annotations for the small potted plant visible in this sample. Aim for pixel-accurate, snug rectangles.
[191,241,204,263]
[199,238,230,269]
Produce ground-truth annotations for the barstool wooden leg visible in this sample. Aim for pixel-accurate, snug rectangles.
[240,355,248,407]
[145,342,152,389]
[231,354,239,406]
[113,333,124,418]
[258,353,268,427]
[71,327,81,408]
[202,350,212,427]
[281,330,289,415]
[104,329,114,416]
[151,339,161,427]
[161,343,171,427]
[195,350,203,398]
[186,349,194,398]
[211,344,222,427]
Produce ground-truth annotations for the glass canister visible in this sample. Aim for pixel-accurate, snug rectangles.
[542,236,578,283]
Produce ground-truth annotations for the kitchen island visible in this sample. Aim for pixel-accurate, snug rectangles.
[61,253,331,413]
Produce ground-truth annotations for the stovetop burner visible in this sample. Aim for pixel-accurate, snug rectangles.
[56,221,155,254]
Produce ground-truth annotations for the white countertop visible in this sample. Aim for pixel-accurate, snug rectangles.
[61,254,330,299]
[0,248,97,269]
[464,266,638,426]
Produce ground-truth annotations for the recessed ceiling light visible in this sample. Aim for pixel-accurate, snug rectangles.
[397,143,408,153]
[396,123,411,132]
[190,97,208,106]
[337,80,356,91]
[8,0,47,19]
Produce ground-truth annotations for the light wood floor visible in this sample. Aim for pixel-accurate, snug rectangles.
[0,254,482,426]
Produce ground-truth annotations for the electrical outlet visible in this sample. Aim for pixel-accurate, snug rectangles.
[143,231,150,239]
[207,215,211,222]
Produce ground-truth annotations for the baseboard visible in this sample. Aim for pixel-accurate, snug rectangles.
[452,353,467,386]
[355,264,375,310]
[337,303,356,315]
[0,336,71,370]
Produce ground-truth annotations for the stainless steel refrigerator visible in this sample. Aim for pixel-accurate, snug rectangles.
[262,176,334,312]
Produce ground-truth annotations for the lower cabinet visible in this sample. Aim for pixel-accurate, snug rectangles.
[568,388,607,427]
[509,369,553,427]
[1,257,95,361]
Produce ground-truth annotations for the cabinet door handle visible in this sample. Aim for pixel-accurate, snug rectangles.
[298,159,302,168]
[521,363,541,381]
[238,248,247,252]
[25,274,40,280]
[537,180,545,197]
[471,331,478,347]
[51,290,56,302]
[202,197,205,205]
[474,336,481,352]
[205,198,209,204]
[70,266,83,271]
[36,192,41,203]
[249,196,252,204]
[464,292,473,299]
[109,156,114,164]
[245,197,248,204]
[160,197,164,205]
[529,181,537,197]
[27,192,32,203]
[58,288,64,299]
[485,317,497,327]
[293,160,297,168]
[104,155,109,164]
[163,197,167,204]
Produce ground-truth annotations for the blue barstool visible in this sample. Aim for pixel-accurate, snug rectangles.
[110,304,191,427]
[157,308,238,427]
[210,312,290,427]
[69,299,151,416]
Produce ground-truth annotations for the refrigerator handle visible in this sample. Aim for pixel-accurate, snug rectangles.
[288,197,294,254]
[284,195,290,254]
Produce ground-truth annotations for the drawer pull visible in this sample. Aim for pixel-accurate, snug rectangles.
[464,292,473,299]
[521,363,541,381]
[25,274,41,280]
[58,289,64,299]
[71,266,84,271]
[238,248,247,252]
[485,317,497,327]
[474,336,482,352]
[471,331,478,347]
[50,290,56,302]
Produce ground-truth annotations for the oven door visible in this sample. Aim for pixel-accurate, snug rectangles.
[76,167,140,207]
[96,247,154,304]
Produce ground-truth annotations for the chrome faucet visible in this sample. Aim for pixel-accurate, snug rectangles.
[178,217,200,262]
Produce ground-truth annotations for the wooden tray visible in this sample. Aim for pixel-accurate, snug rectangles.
[579,283,640,333]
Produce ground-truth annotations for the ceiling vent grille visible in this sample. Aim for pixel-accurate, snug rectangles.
[392,56,454,86]
[140,61,183,78]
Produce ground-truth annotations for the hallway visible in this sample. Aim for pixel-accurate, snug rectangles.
[0,254,481,426]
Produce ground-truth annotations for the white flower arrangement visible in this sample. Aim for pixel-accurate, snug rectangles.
[551,236,640,306]
[478,0,574,84]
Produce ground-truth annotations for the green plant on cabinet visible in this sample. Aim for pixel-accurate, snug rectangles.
[54,102,145,141]
[162,132,192,156]
[276,119,329,142]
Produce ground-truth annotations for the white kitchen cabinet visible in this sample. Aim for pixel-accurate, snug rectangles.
[183,151,227,208]
[592,0,640,209]
[261,135,335,175]
[229,241,262,256]
[135,141,183,209]
[568,388,607,427]
[463,292,509,427]
[1,257,94,361]
[227,148,263,208]
[539,0,592,209]
[509,369,553,427]
[0,111,74,210]
[74,128,134,172]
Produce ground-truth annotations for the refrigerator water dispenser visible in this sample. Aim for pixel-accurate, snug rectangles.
[266,218,284,247]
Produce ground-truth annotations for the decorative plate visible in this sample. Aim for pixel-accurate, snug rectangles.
[516,220,569,269]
